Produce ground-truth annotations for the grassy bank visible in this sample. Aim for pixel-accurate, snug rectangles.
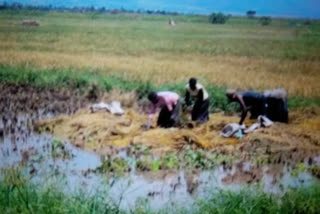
[1,168,320,214]
[0,65,319,110]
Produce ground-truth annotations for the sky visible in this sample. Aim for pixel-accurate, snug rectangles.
[1,0,320,18]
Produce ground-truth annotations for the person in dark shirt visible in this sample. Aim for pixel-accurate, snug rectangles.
[226,89,267,125]
[185,78,210,124]
[264,88,288,123]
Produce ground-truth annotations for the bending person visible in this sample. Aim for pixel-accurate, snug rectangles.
[264,88,288,123]
[147,91,181,129]
[226,89,267,125]
[185,78,210,123]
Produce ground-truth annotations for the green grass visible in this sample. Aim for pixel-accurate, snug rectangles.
[0,65,319,110]
[0,9,319,98]
[0,168,120,214]
[0,9,319,60]
[194,186,320,214]
[1,168,320,214]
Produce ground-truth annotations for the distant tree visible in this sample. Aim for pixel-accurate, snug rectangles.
[303,19,312,25]
[12,2,23,9]
[259,16,271,26]
[71,6,78,12]
[209,12,228,24]
[246,10,256,18]
[97,7,106,13]
[110,9,120,14]
[0,1,8,10]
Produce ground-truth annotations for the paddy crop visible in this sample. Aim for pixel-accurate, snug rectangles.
[1,9,320,214]
[0,10,319,97]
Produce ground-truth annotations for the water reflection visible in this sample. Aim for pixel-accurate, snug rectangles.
[0,111,319,210]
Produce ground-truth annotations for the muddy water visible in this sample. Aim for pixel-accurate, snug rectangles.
[0,110,320,210]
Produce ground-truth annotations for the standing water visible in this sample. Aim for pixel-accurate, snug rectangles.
[0,106,319,210]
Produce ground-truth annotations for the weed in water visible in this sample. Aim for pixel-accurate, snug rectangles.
[96,156,130,176]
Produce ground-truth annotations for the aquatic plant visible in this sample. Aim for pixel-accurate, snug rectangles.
[159,152,179,170]
[96,156,130,176]
[136,156,154,171]
[51,139,71,160]
[310,165,320,179]
[179,146,234,170]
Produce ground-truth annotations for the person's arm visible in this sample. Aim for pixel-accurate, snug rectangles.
[197,89,204,102]
[147,104,157,129]
[185,90,191,106]
[237,94,247,125]
[166,101,173,112]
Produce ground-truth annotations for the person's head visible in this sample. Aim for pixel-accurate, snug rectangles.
[148,92,158,104]
[226,89,236,101]
[189,78,197,90]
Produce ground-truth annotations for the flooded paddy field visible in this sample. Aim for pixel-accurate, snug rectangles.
[1,84,320,211]
[1,8,320,213]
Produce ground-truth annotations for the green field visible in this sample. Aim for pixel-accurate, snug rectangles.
[0,9,320,98]
[1,10,320,214]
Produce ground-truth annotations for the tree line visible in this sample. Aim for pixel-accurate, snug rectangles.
[209,10,272,26]
[0,2,180,16]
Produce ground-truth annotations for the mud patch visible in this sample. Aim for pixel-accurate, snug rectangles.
[0,83,92,117]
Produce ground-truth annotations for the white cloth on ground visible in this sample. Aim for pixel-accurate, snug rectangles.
[221,115,273,137]
[244,115,273,133]
[220,123,245,138]
[90,101,124,115]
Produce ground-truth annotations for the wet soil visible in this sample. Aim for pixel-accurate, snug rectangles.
[0,83,94,115]
[1,84,320,210]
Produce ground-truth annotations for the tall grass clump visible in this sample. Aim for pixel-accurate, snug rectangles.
[0,167,121,214]
[193,186,320,214]
[280,185,320,214]
[194,189,278,214]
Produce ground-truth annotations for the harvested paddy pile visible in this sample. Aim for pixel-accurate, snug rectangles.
[36,108,239,156]
[242,106,320,151]
[36,103,320,158]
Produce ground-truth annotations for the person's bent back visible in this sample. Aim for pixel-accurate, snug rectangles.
[147,91,181,129]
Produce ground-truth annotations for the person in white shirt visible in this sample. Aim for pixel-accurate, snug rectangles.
[185,78,210,124]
